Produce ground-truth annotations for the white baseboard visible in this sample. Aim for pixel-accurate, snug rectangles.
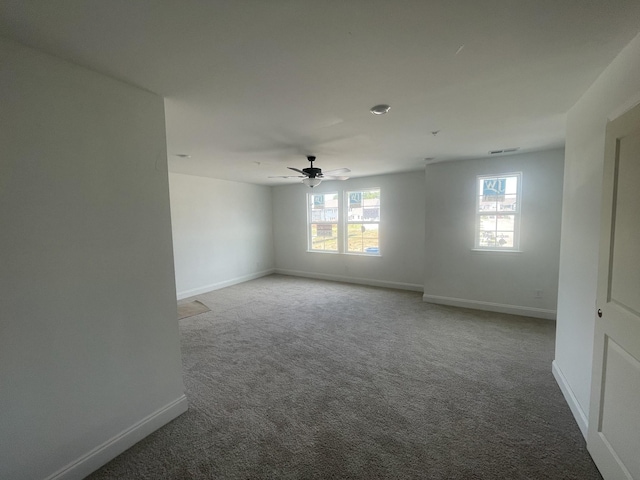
[176,269,275,300]
[422,293,556,320]
[46,395,189,480]
[274,269,423,292]
[552,360,588,439]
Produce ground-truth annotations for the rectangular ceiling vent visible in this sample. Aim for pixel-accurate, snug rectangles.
[489,147,520,155]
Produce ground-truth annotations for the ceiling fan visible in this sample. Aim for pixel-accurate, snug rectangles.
[269,155,350,187]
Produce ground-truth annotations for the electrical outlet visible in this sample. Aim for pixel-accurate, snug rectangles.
[534,289,543,299]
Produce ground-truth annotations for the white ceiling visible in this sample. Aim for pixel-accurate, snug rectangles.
[1,1,639,185]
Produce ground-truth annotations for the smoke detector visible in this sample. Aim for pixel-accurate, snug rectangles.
[370,104,391,115]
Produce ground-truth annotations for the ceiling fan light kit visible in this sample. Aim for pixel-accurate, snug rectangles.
[302,177,322,188]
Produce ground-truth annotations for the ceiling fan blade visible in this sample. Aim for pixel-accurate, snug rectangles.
[268,175,304,178]
[321,175,350,181]
[322,167,351,176]
[287,167,309,176]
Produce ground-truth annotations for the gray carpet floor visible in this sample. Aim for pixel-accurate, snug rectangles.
[87,274,601,479]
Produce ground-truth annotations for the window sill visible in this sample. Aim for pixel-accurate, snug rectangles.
[471,248,523,254]
[306,250,381,257]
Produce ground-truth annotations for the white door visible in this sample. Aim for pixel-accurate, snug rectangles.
[587,102,640,480]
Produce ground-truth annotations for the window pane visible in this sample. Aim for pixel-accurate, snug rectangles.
[479,197,497,212]
[495,231,514,248]
[363,206,380,221]
[348,189,380,221]
[311,207,338,222]
[310,193,339,222]
[478,215,515,249]
[481,177,506,199]
[498,195,517,212]
[310,223,338,251]
[496,214,515,231]
[478,231,496,247]
[504,176,518,195]
[479,215,497,231]
[347,224,379,253]
[347,207,361,221]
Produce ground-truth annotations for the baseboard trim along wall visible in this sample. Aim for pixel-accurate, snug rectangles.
[177,269,275,300]
[552,360,588,439]
[422,294,556,320]
[46,395,189,480]
[274,269,424,292]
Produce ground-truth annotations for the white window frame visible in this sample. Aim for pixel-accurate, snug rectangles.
[306,188,381,255]
[345,188,381,255]
[307,192,339,252]
[474,172,522,252]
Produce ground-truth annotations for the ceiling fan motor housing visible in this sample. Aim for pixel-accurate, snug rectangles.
[303,167,322,178]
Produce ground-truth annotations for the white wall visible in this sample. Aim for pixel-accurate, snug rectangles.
[0,40,186,480]
[553,32,640,437]
[272,172,425,290]
[169,173,275,299]
[423,149,564,319]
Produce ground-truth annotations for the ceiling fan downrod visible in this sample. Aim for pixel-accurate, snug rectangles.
[304,155,321,178]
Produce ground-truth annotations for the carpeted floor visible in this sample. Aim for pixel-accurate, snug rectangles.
[87,274,601,479]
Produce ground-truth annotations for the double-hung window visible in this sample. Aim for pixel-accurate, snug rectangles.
[346,189,380,254]
[475,173,521,250]
[307,188,381,255]
[308,192,339,252]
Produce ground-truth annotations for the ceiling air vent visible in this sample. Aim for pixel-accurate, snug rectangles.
[489,147,520,155]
